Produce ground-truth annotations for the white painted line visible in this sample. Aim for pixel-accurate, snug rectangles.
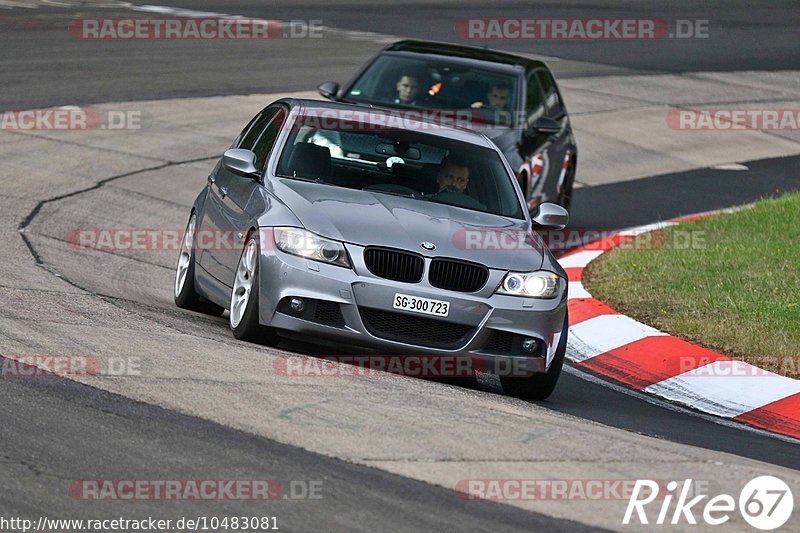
[568,314,666,362]
[130,5,244,18]
[547,328,564,367]
[566,335,599,365]
[711,163,749,171]
[617,221,678,237]
[563,364,800,444]
[645,361,800,418]
[567,281,591,299]
[559,250,604,268]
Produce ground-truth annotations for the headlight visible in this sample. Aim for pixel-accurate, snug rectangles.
[496,271,562,298]
[273,227,350,268]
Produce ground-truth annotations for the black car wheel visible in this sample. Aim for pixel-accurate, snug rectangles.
[557,163,575,211]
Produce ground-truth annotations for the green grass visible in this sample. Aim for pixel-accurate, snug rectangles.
[583,192,800,378]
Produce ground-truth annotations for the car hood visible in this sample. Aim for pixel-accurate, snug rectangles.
[271,178,544,272]
[479,125,519,153]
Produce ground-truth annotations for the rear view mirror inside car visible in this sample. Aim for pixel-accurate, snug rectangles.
[376,142,421,160]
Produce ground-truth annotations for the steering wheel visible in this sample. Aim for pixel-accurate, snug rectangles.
[429,190,487,210]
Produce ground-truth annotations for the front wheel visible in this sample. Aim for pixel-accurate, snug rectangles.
[174,213,225,316]
[556,163,575,212]
[500,313,568,400]
[229,235,280,346]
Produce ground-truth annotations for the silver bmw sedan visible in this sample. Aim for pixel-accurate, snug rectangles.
[175,98,569,399]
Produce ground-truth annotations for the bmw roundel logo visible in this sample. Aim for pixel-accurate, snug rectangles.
[420,241,436,251]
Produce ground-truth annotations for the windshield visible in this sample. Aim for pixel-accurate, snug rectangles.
[275,113,524,219]
[345,54,519,121]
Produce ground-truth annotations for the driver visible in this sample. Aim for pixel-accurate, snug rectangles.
[470,82,513,126]
[471,82,511,111]
[435,155,470,193]
[431,155,487,210]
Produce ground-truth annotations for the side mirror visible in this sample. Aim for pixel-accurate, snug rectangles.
[527,117,561,136]
[318,81,340,100]
[222,149,259,177]
[531,202,569,230]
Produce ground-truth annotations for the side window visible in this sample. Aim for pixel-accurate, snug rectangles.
[252,108,288,171]
[536,70,564,118]
[236,108,278,150]
[525,73,546,124]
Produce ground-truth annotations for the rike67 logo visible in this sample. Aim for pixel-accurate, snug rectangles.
[623,476,793,529]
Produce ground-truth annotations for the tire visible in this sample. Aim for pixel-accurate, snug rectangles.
[229,234,280,346]
[557,164,575,212]
[500,312,568,400]
[174,213,225,316]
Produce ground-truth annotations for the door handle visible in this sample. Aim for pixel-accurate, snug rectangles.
[218,186,228,198]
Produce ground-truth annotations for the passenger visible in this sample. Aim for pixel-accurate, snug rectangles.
[393,73,420,105]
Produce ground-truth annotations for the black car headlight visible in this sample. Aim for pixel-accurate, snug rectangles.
[273,227,350,268]
[496,271,562,298]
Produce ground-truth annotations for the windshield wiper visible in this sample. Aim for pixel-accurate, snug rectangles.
[281,175,324,184]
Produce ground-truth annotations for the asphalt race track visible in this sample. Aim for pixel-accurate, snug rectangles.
[4,0,800,108]
[1,1,799,531]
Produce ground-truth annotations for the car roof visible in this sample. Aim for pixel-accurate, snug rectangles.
[277,98,498,149]
[384,39,545,74]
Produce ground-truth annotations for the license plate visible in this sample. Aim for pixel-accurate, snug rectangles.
[393,293,450,317]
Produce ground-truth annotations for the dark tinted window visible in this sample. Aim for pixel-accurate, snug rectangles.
[236,107,278,150]
[536,70,564,118]
[252,108,288,170]
[525,73,546,122]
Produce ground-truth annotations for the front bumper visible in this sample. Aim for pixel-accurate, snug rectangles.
[259,240,567,376]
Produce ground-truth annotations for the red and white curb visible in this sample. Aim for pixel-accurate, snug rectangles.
[560,212,800,440]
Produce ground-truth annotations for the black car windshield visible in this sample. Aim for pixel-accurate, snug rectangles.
[344,54,519,119]
[275,112,524,219]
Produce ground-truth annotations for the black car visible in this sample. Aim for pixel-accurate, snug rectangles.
[318,40,578,211]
